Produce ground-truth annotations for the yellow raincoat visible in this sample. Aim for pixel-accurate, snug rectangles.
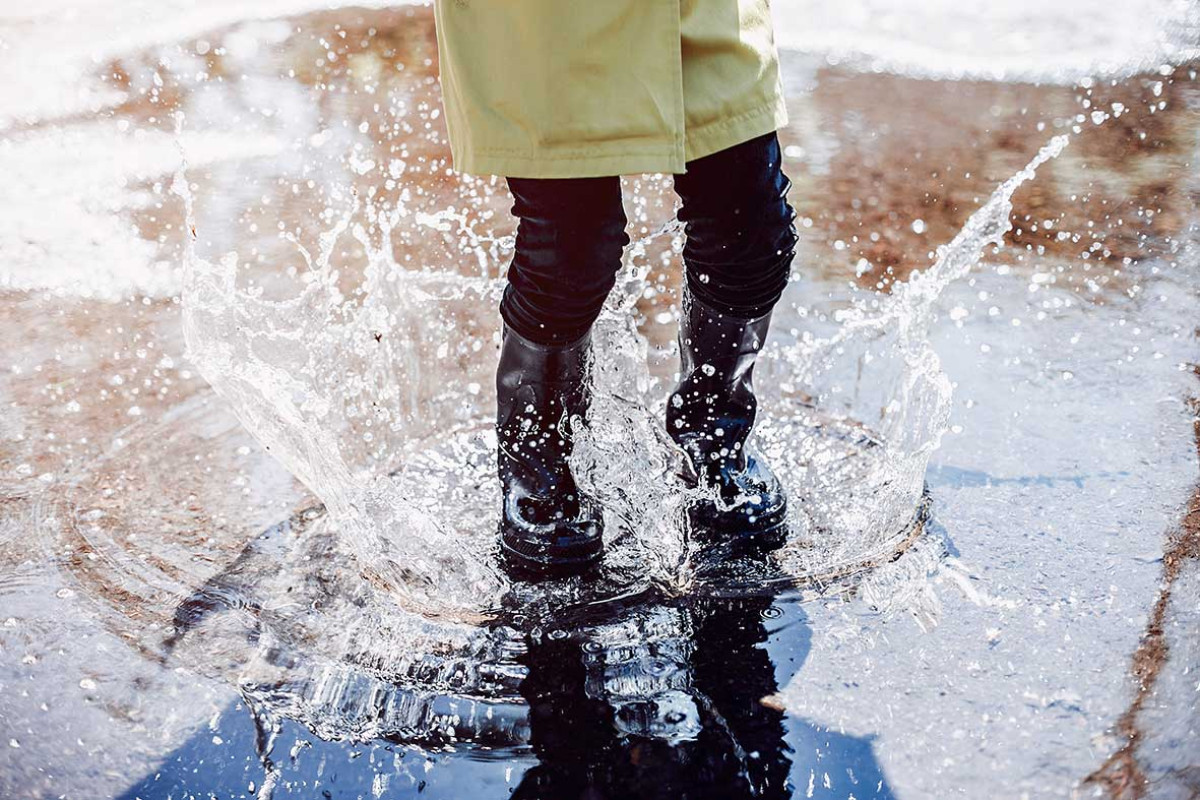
[433,0,788,178]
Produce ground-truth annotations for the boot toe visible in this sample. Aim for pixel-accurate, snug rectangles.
[500,500,604,577]
[688,456,788,549]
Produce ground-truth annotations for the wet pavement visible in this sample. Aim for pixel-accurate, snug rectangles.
[2,3,1200,799]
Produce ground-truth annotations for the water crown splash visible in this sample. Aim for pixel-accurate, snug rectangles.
[176,127,1070,611]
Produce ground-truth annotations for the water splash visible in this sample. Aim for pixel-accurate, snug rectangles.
[756,135,1072,591]
[177,152,507,618]
[34,117,1063,800]
[177,113,1069,615]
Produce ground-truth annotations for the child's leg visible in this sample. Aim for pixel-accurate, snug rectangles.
[667,131,797,541]
[672,131,796,318]
[503,176,630,346]
[495,175,628,575]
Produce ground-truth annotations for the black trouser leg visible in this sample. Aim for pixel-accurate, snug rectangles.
[672,131,797,319]
[502,176,630,346]
[501,132,794,341]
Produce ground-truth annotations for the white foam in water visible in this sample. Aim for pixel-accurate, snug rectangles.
[772,0,1200,83]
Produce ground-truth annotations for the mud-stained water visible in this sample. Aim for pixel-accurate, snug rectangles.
[2,4,1200,799]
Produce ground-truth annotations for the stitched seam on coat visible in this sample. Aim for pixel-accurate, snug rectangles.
[465,145,682,158]
[685,97,786,146]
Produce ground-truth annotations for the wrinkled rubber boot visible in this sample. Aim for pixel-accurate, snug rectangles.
[667,292,787,546]
[497,325,603,576]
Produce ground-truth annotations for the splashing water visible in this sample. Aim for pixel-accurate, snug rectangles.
[761,134,1072,589]
[11,98,1073,800]
[177,107,1069,618]
[9,2,1200,794]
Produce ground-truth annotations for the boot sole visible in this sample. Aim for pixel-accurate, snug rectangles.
[687,501,789,553]
[499,531,604,580]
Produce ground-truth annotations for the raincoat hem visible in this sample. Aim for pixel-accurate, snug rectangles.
[684,96,790,164]
[452,146,689,180]
[451,95,789,178]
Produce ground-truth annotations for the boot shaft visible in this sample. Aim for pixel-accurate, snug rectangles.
[495,325,604,572]
[676,291,771,380]
[496,326,592,440]
[496,325,592,492]
[668,292,773,475]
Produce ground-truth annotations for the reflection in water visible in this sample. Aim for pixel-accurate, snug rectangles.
[124,540,892,799]
[513,594,794,799]
[512,584,894,800]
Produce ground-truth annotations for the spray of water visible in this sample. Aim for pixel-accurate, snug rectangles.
[156,126,1076,799]
[176,111,1069,616]
[761,135,1071,591]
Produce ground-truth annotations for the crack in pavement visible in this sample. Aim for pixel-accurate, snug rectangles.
[1083,366,1200,799]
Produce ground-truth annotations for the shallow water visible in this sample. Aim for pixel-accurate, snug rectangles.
[2,4,1200,799]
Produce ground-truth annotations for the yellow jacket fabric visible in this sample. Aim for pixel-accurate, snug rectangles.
[433,0,788,178]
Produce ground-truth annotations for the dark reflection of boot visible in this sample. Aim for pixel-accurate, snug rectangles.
[511,589,792,800]
[688,594,792,798]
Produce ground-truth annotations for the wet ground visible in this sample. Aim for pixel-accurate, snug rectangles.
[2,3,1200,799]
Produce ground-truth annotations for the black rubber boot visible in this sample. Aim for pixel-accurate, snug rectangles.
[497,325,604,576]
[667,291,787,546]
